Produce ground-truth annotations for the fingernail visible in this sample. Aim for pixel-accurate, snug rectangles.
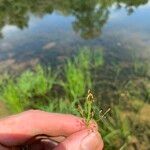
[80,132,98,150]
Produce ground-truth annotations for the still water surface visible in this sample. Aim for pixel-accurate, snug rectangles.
[0,0,150,72]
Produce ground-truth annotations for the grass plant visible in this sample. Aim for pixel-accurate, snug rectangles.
[36,98,78,115]
[2,80,24,113]
[63,47,104,100]
[18,65,55,97]
[78,90,95,125]
[64,60,87,99]
[0,65,55,113]
[78,90,110,127]
[99,106,132,150]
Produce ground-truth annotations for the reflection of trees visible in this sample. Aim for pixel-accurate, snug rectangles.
[0,0,148,39]
[115,0,149,15]
[116,0,148,7]
[71,1,109,39]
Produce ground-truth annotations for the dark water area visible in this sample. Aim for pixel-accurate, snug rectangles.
[0,0,150,73]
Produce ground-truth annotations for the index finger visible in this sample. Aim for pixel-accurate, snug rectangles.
[0,110,86,146]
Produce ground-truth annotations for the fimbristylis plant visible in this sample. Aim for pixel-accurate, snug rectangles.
[78,90,110,127]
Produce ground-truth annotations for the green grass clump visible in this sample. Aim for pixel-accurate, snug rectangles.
[64,49,91,99]
[1,65,55,113]
[17,70,35,98]
[75,47,91,70]
[0,72,10,88]
[75,47,104,69]
[100,107,132,150]
[63,47,104,99]
[36,98,78,115]
[18,65,55,97]
[33,66,55,96]
[64,60,87,99]
[92,48,104,68]
[2,80,24,113]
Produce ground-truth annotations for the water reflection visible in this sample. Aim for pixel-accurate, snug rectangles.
[0,0,149,39]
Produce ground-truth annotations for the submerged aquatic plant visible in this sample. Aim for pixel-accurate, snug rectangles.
[36,98,78,115]
[100,107,132,150]
[2,80,24,113]
[1,65,55,113]
[63,47,104,100]
[18,65,55,97]
[92,48,104,68]
[64,60,86,99]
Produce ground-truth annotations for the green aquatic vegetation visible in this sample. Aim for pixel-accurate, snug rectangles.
[100,107,132,150]
[18,65,55,97]
[133,59,148,77]
[2,80,24,113]
[31,65,55,96]
[75,47,91,70]
[64,60,87,99]
[64,49,92,99]
[1,65,55,113]
[37,98,78,115]
[75,47,104,69]
[110,63,123,85]
[64,48,104,100]
[0,72,10,87]
[17,70,35,98]
[92,48,104,68]
[131,50,149,77]
[0,48,104,113]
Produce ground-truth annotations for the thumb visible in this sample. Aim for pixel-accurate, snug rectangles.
[53,129,103,150]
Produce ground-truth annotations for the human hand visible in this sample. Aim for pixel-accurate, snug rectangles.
[0,110,103,150]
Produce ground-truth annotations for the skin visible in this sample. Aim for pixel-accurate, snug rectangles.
[0,110,103,150]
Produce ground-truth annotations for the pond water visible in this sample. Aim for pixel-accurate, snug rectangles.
[0,0,150,73]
